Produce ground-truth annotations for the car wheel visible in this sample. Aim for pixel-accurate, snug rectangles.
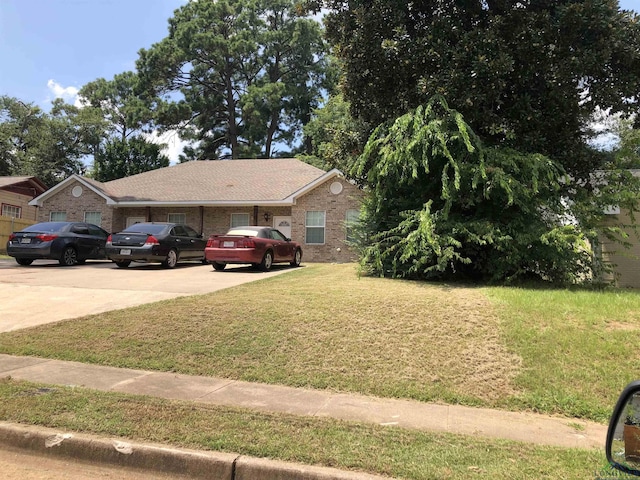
[15,258,33,266]
[260,250,273,272]
[212,262,226,271]
[162,249,178,268]
[290,249,302,267]
[115,261,131,268]
[59,246,77,266]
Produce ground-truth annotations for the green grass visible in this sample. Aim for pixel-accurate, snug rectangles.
[1,263,639,423]
[488,287,640,421]
[0,378,605,480]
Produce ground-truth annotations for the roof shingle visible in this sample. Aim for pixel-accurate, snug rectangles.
[100,158,327,202]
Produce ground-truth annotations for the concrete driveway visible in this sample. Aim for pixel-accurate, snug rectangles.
[0,259,294,332]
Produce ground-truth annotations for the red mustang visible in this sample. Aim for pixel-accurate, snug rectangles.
[205,226,302,271]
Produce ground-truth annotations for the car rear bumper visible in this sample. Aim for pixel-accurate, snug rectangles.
[7,244,54,259]
[106,245,169,263]
[205,248,262,265]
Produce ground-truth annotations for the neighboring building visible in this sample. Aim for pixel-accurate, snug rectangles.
[600,206,640,288]
[29,159,364,263]
[592,169,640,288]
[0,176,48,222]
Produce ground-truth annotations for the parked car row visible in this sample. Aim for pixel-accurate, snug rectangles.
[6,222,302,271]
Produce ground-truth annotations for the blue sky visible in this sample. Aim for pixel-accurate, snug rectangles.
[0,0,186,106]
[2,0,638,109]
[0,0,639,159]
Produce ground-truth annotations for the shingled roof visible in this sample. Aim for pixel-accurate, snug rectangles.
[30,159,338,207]
[0,176,48,196]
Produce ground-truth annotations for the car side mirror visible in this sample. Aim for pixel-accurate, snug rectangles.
[606,380,640,476]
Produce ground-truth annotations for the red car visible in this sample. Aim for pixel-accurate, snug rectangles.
[205,226,302,271]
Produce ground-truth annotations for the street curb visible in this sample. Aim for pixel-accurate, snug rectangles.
[0,422,391,480]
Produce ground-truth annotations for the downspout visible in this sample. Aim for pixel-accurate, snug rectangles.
[199,206,204,235]
[253,205,259,225]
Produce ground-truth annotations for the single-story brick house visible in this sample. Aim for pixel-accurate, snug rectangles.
[28,158,364,263]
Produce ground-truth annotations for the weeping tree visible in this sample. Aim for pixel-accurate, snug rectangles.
[354,96,601,284]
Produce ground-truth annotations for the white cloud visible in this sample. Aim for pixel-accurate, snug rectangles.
[47,79,83,107]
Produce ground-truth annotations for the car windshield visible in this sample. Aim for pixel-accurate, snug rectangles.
[226,228,260,237]
[21,222,68,233]
[121,224,168,235]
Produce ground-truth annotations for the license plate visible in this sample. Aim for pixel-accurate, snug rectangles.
[223,241,235,248]
[120,249,132,255]
[20,238,31,244]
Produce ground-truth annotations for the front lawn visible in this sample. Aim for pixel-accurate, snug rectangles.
[1,263,639,422]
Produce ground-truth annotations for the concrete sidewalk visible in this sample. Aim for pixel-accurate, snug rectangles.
[0,353,607,478]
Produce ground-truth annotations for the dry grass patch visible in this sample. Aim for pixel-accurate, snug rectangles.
[3,263,640,421]
[0,264,521,405]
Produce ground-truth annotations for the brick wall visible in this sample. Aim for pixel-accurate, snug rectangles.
[292,177,364,263]
[112,206,293,236]
[201,206,292,237]
[37,181,113,230]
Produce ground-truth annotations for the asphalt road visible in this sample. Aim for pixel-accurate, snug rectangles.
[0,446,194,480]
[0,259,295,332]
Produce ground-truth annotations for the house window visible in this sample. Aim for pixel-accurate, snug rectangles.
[1,204,21,219]
[231,213,250,228]
[345,209,360,243]
[167,213,186,224]
[84,211,102,225]
[305,211,325,244]
[50,211,67,221]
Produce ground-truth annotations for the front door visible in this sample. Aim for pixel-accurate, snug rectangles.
[273,216,292,239]
[126,217,146,228]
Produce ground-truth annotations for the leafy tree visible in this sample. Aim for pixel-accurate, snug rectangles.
[300,93,371,179]
[354,96,599,284]
[79,71,158,142]
[613,118,640,168]
[320,0,640,179]
[80,72,169,180]
[0,97,45,176]
[137,0,330,159]
[93,136,169,182]
[0,96,98,185]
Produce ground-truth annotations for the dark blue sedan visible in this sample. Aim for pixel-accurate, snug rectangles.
[7,221,109,266]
